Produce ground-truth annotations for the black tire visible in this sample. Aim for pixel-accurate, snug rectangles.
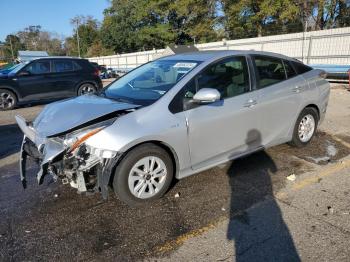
[113,143,174,206]
[0,89,17,110]
[77,83,96,96]
[289,107,319,147]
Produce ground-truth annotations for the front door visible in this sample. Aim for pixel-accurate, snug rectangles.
[16,59,54,101]
[183,56,261,170]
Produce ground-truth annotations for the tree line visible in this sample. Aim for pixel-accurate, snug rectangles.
[1,0,350,61]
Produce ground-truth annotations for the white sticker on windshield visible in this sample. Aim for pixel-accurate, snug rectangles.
[173,62,197,68]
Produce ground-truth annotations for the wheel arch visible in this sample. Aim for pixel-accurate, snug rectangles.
[0,86,20,101]
[119,140,179,178]
[304,104,320,120]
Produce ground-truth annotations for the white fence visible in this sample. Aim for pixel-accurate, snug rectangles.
[88,27,350,69]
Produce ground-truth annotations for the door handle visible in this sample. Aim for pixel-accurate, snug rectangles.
[293,86,301,93]
[244,99,257,108]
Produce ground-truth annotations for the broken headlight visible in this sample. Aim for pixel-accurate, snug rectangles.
[63,118,116,153]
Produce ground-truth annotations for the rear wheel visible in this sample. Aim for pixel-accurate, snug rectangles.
[113,143,174,206]
[77,83,96,96]
[289,107,318,147]
[0,89,17,110]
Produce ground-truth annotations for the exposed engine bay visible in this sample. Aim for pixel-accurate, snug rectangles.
[16,94,140,198]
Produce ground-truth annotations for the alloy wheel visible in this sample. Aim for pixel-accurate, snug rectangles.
[298,114,315,142]
[79,84,96,95]
[0,91,15,110]
[128,156,167,199]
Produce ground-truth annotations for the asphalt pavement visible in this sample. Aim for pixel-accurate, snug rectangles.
[0,84,349,261]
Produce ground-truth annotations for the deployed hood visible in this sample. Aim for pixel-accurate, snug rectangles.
[33,94,140,137]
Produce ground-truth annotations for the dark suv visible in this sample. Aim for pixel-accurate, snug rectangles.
[0,57,103,110]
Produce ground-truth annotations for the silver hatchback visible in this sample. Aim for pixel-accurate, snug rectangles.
[16,51,330,206]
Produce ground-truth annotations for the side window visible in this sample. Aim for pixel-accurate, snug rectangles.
[291,61,312,74]
[25,60,51,74]
[253,56,286,88]
[197,56,250,99]
[283,60,297,78]
[168,57,250,114]
[53,60,74,73]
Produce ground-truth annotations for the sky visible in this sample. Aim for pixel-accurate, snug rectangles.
[0,0,110,41]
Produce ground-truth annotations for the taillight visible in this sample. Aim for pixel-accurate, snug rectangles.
[93,68,99,76]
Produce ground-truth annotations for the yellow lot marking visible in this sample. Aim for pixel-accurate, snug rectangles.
[155,222,220,253]
[292,159,350,191]
[331,134,350,149]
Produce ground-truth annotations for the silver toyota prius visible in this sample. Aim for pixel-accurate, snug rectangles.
[16,51,330,206]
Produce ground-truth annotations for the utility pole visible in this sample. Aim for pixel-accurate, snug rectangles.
[9,36,15,61]
[76,20,81,58]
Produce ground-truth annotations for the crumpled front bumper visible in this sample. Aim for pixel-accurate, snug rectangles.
[16,115,65,187]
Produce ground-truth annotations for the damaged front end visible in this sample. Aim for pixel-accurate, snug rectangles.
[16,112,127,198]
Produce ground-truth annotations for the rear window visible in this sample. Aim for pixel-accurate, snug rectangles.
[291,61,312,74]
[253,56,286,88]
[53,60,82,72]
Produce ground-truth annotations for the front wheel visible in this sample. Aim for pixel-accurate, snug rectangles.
[289,107,318,147]
[113,144,174,206]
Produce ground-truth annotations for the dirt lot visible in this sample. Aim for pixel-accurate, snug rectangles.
[0,83,349,261]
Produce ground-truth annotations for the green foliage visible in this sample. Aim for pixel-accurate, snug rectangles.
[100,0,222,53]
[2,35,24,61]
[223,0,303,39]
[68,16,101,57]
[1,28,65,62]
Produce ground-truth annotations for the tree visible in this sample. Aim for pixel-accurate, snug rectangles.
[14,26,65,56]
[296,0,350,31]
[99,0,223,54]
[69,15,100,57]
[158,0,221,44]
[3,35,24,61]
[222,0,302,39]
[100,0,176,53]
[86,40,114,57]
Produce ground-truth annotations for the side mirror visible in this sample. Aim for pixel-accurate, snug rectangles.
[17,70,31,76]
[193,88,221,104]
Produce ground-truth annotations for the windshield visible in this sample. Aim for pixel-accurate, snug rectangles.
[102,59,200,106]
[9,63,28,74]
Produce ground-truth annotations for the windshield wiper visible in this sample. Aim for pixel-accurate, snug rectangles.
[113,97,133,104]
[97,91,133,104]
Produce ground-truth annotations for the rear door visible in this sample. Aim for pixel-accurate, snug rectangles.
[51,59,82,97]
[16,59,54,101]
[251,55,306,146]
[182,56,261,170]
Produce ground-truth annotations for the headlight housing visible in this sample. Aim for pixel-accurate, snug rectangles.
[63,118,116,152]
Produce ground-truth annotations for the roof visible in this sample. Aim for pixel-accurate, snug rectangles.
[158,50,295,62]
